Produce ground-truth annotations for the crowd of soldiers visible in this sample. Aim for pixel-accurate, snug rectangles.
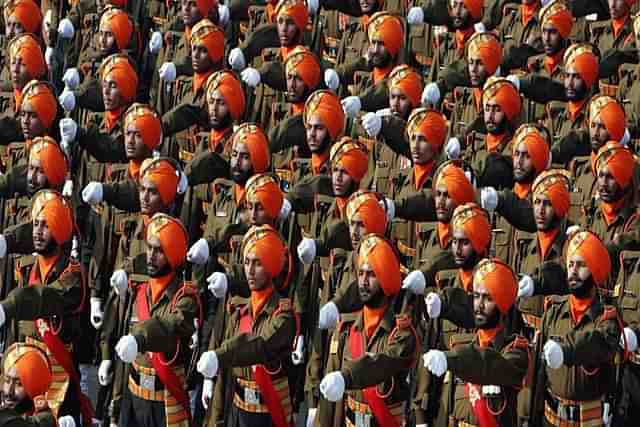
[0,0,638,426]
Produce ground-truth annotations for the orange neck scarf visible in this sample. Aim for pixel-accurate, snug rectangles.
[128,159,142,181]
[456,27,474,51]
[251,286,274,318]
[210,127,229,152]
[363,303,388,339]
[336,196,348,218]
[537,227,560,260]
[567,99,587,123]
[522,1,539,27]
[601,197,626,225]
[473,88,482,112]
[194,70,214,94]
[438,222,451,248]
[373,63,394,85]
[312,152,330,175]
[149,271,176,304]
[487,133,506,152]
[414,161,435,190]
[281,46,295,61]
[478,324,503,348]
[105,106,125,133]
[14,89,22,112]
[612,15,628,40]
[569,290,595,325]
[545,49,564,75]
[291,102,305,116]
[37,251,60,284]
[234,184,246,207]
[513,182,532,199]
[459,268,474,293]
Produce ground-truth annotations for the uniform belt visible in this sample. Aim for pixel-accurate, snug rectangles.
[233,378,269,413]
[544,390,603,424]
[129,367,165,392]
[345,396,376,427]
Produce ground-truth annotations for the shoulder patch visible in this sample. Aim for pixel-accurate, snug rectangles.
[278,298,292,312]
[395,314,411,329]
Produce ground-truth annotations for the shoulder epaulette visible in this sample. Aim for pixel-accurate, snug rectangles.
[395,313,412,329]
[600,305,619,322]
[277,298,292,312]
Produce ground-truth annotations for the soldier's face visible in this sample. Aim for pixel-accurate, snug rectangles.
[332,163,357,197]
[468,57,488,88]
[2,367,28,410]
[597,165,625,203]
[450,0,473,29]
[359,0,379,14]
[410,134,437,165]
[608,0,630,20]
[389,87,413,119]
[452,227,479,269]
[473,282,501,329]
[483,99,507,135]
[125,123,152,161]
[349,214,366,249]
[435,184,456,223]
[305,115,331,154]
[367,39,392,69]
[27,158,49,196]
[5,14,25,40]
[244,251,271,291]
[286,73,308,103]
[102,76,126,112]
[182,0,203,27]
[32,216,56,255]
[191,43,214,73]
[98,25,118,57]
[542,25,563,56]
[230,142,254,185]
[277,16,301,47]
[19,100,47,140]
[146,236,171,277]
[564,67,588,101]
[140,178,167,216]
[208,90,232,130]
[10,55,30,91]
[589,115,611,153]
[247,200,272,226]
[357,262,383,304]
[533,193,557,231]
[566,253,595,296]
[512,142,536,183]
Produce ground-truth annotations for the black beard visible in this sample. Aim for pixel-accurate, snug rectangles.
[570,276,595,299]
[513,168,535,184]
[486,119,508,135]
[230,167,254,186]
[147,263,172,278]
[211,113,232,130]
[363,287,387,308]
[457,252,481,271]
[475,308,501,329]
[35,239,58,256]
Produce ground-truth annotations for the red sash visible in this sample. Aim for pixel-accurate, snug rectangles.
[239,309,290,427]
[465,383,499,427]
[348,325,399,427]
[136,283,191,423]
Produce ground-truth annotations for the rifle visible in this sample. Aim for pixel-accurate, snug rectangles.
[528,329,544,427]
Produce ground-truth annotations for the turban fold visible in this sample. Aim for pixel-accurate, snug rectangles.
[275,0,308,33]
[304,90,345,140]
[21,80,57,130]
[140,158,180,205]
[3,343,51,399]
[31,190,74,245]
[589,95,626,142]
[330,138,369,183]
[473,258,518,314]
[242,225,287,278]
[367,12,404,57]
[595,142,636,189]
[451,203,491,255]
[389,65,424,108]
[482,76,522,121]
[9,34,45,80]
[245,174,284,220]
[564,44,598,89]
[467,32,502,76]
[100,7,133,51]
[29,137,68,187]
[532,169,571,218]
[434,162,475,207]
[101,54,138,103]
[146,213,188,270]
[346,191,388,235]
[566,231,611,286]
[6,0,42,34]
[459,0,483,19]
[513,124,550,174]
[191,19,225,63]
[195,0,218,17]
[124,103,162,151]
[232,123,270,173]
[357,234,401,296]
[207,70,246,120]
[406,108,448,149]
[284,46,321,90]
[539,0,574,39]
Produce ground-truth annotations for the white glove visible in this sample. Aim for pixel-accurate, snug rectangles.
[324,69,340,91]
[407,6,424,25]
[621,327,638,352]
[202,378,214,409]
[44,47,54,66]
[98,360,113,386]
[444,137,461,160]
[58,416,76,427]
[63,68,81,89]
[62,180,74,198]
[58,89,76,112]
[474,22,486,33]
[425,292,442,319]
[362,112,382,137]
[291,336,305,365]
[543,340,564,369]
[190,318,199,350]
[402,270,426,295]
[241,67,261,87]
[187,238,210,265]
[423,350,447,376]
[90,297,103,329]
[158,62,177,82]
[57,18,75,39]
[603,402,612,427]
[318,301,339,330]
[307,408,318,427]
[566,225,581,236]
[621,128,631,146]
[0,304,5,328]
[59,117,78,144]
[218,4,230,26]
[278,198,292,222]
[480,187,498,211]
[517,275,534,299]
[0,234,6,258]
[110,269,128,296]
[540,0,552,7]
[228,47,246,71]
[307,0,319,15]
[421,82,441,105]
[379,197,395,222]
[197,351,219,378]
[82,182,103,205]
[148,31,163,54]
[320,371,345,402]
[206,272,228,298]
[297,238,316,265]
[376,108,393,117]
[506,74,520,91]
[341,96,361,118]
[115,335,138,363]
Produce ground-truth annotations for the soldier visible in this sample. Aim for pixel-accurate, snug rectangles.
[0,0,42,87]
[498,0,544,62]
[589,0,636,78]
[529,0,574,79]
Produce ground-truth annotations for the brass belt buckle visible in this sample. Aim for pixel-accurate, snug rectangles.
[140,373,155,392]
[244,387,259,405]
[355,412,371,427]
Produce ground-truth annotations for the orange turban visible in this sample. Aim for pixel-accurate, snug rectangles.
[434,162,476,207]
[304,90,345,141]
[460,0,483,19]
[124,104,162,151]
[245,174,284,220]
[29,137,68,187]
[367,12,404,58]
[232,123,271,173]
[595,142,636,189]
[566,230,611,286]
[31,190,74,245]
[21,80,57,130]
[107,0,127,6]
[6,0,42,34]
[451,203,491,255]
[467,32,502,76]
[100,7,133,51]
[9,34,45,80]
[532,169,571,218]
[243,225,287,278]
[406,108,448,149]
[474,258,517,314]
[102,55,138,103]
[191,19,225,63]
[275,0,309,33]
[357,234,401,296]
[482,77,522,121]
[3,343,51,399]
[330,138,369,183]
[564,44,598,89]
[140,158,180,205]
[540,0,574,39]
[513,124,550,174]
[346,191,388,235]
[389,65,424,108]
[146,214,188,270]
[284,46,321,90]
[207,70,246,120]
[196,0,218,17]
[589,95,626,142]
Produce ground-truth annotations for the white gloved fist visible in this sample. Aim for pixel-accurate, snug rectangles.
[307,408,318,427]
[58,416,76,427]
[421,82,441,105]
[543,340,564,369]
[90,297,103,329]
[218,4,230,26]
[0,304,6,328]
[82,182,103,205]
[59,117,78,143]
[307,0,319,15]
[158,62,177,82]
[58,89,76,112]
[241,67,261,87]
[621,128,631,146]
[425,292,442,319]
[445,137,461,160]
[362,112,382,137]
[291,336,305,365]
[149,31,163,54]
[341,96,361,118]
[320,371,345,402]
[566,225,581,237]
[62,180,73,198]
[297,238,316,265]
[621,327,638,353]
[116,335,138,363]
[318,301,339,330]
[474,22,486,33]
[480,187,498,211]
[402,270,426,295]
[407,6,424,25]
[376,108,393,117]
[98,360,113,386]
[187,238,210,265]
[324,69,340,91]
[278,198,292,222]
[518,275,534,299]
[110,269,128,296]
[0,234,7,258]
[63,68,81,89]
[197,351,219,378]
[506,74,520,91]
[202,378,214,409]
[207,272,228,298]
[380,197,395,222]
[423,350,447,376]
[228,47,246,71]
[57,18,75,39]
[45,47,54,66]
